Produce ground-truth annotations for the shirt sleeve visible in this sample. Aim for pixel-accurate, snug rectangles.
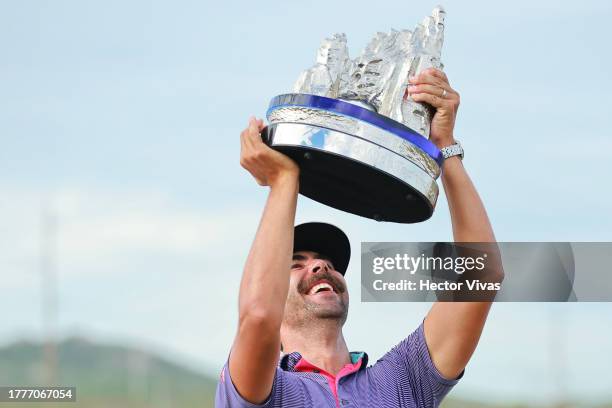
[374,321,463,408]
[214,359,280,408]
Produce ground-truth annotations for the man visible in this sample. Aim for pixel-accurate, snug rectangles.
[216,68,499,407]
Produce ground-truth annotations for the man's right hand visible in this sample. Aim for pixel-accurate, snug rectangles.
[240,117,299,187]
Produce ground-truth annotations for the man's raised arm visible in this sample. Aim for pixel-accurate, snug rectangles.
[229,117,299,404]
[408,69,503,380]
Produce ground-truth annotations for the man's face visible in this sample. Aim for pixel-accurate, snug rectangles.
[283,250,349,327]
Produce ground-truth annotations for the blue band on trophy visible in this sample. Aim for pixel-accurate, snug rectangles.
[267,93,444,167]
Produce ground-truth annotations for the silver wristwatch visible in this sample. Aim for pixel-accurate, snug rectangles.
[440,140,464,160]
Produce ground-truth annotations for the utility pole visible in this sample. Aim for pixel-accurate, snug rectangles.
[41,204,59,386]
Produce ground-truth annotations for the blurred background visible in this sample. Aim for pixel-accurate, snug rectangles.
[1,0,611,407]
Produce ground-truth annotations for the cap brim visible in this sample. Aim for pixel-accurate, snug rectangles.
[293,222,351,275]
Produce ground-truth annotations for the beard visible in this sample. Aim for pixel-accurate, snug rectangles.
[303,292,348,320]
[283,271,349,328]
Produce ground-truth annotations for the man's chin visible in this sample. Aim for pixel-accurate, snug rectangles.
[303,292,343,308]
[303,294,346,317]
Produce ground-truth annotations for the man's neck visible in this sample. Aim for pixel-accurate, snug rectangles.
[281,321,351,376]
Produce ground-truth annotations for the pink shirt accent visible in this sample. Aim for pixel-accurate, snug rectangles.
[294,355,363,407]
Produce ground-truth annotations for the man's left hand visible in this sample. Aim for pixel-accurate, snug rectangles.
[407,68,460,149]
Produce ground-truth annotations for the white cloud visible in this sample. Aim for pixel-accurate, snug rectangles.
[0,186,260,286]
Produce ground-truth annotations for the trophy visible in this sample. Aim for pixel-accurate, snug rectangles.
[262,7,446,223]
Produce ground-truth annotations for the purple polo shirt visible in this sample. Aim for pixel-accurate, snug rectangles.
[215,322,462,407]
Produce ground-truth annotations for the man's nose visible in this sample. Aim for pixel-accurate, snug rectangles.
[309,259,329,274]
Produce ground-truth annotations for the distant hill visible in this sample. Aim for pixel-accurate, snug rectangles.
[0,337,217,408]
[2,338,610,408]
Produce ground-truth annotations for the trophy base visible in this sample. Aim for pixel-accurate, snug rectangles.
[262,123,438,223]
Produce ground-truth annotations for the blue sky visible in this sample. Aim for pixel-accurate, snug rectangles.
[1,0,612,404]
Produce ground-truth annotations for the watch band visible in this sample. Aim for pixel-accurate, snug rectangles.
[440,140,464,160]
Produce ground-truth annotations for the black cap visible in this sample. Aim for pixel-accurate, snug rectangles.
[293,222,351,275]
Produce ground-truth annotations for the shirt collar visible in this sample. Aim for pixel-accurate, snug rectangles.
[279,351,368,372]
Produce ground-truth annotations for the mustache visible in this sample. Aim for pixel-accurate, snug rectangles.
[297,271,346,294]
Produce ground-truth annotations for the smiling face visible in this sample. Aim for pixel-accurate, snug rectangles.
[282,250,349,330]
